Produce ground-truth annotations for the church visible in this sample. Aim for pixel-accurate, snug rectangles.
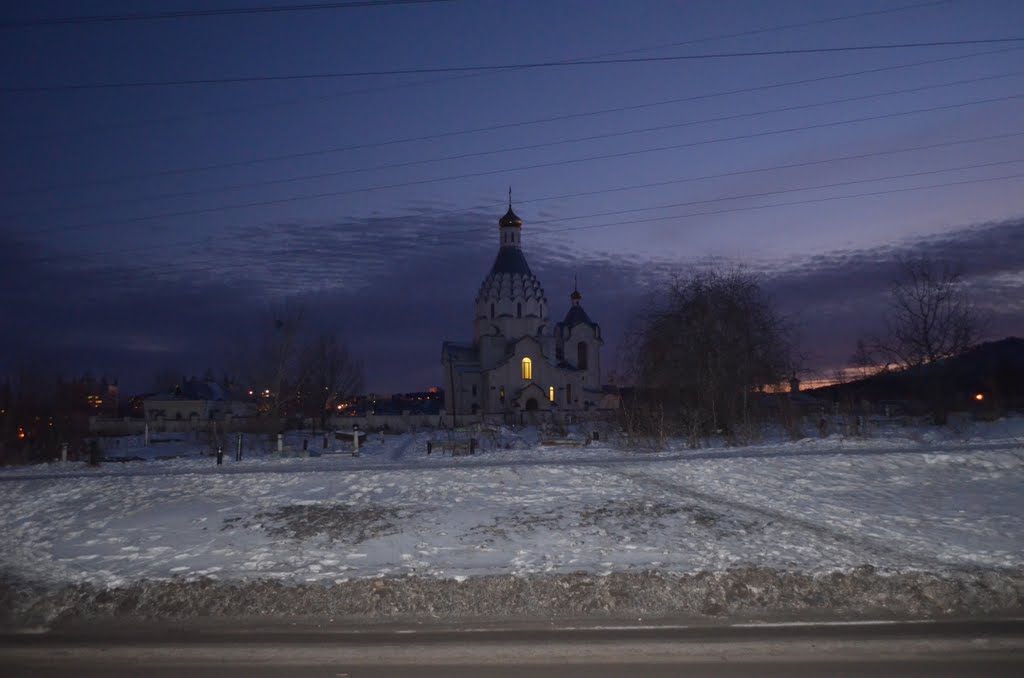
[441,200,606,422]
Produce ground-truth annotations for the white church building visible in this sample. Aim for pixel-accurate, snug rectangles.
[442,201,607,422]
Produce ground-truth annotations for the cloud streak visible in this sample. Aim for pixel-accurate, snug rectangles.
[3,209,1022,393]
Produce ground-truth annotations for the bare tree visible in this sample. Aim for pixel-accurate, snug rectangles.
[150,367,182,393]
[861,256,981,371]
[623,268,794,441]
[298,332,364,431]
[855,255,983,424]
[246,304,306,423]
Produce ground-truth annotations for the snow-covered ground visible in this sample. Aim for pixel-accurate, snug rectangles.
[1,418,1022,589]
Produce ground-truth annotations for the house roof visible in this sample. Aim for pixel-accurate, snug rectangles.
[147,380,232,403]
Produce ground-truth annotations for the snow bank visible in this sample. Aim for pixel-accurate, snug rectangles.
[3,567,1022,629]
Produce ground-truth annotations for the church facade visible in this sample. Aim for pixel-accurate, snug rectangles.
[442,203,606,421]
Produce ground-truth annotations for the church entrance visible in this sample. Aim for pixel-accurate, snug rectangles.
[524,398,539,411]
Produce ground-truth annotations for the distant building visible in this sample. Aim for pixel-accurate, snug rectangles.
[142,378,255,422]
[59,374,119,417]
[441,201,607,421]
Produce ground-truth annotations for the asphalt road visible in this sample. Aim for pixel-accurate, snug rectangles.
[2,619,1022,677]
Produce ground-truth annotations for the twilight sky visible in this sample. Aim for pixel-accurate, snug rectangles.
[2,0,1023,394]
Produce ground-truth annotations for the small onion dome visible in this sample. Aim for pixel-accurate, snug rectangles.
[499,206,523,228]
[570,288,582,304]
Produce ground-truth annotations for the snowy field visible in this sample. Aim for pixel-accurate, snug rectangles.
[1,418,1022,589]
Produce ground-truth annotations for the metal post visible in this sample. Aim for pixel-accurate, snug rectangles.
[236,432,243,461]
[352,424,360,457]
[216,447,223,465]
[277,433,283,454]
[144,423,150,446]
[61,442,68,463]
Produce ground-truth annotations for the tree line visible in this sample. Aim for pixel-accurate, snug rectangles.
[1,255,986,463]
[619,255,983,445]
[0,304,363,464]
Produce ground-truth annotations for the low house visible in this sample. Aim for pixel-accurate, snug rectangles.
[143,379,255,422]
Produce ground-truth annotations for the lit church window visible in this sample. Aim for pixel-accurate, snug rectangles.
[521,357,532,380]
[548,386,555,402]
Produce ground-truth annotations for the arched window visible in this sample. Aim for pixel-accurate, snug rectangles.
[548,386,555,402]
[517,303,522,318]
[577,342,588,370]
[521,357,532,380]
[499,386,506,403]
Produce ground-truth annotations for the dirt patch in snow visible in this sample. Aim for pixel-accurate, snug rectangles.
[3,566,1022,630]
[225,503,402,544]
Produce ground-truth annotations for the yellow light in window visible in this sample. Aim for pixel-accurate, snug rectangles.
[975,393,984,401]
[548,386,555,402]
[521,357,532,380]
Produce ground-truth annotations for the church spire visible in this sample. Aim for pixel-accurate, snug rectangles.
[499,189,522,228]
[571,275,582,305]
[498,188,523,249]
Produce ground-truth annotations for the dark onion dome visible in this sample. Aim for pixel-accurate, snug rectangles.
[499,206,523,228]
[561,303,595,329]
[562,286,596,328]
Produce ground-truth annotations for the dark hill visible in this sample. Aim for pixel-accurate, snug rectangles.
[811,337,1024,410]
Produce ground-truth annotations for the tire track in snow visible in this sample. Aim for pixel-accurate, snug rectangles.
[611,468,952,571]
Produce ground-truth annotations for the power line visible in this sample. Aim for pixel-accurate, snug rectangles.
[29,170,1024,289]
[15,0,958,141]
[17,132,1024,265]
[525,159,1024,229]
[549,173,1024,237]
[0,0,455,28]
[22,91,1024,237]
[13,46,1016,198]
[7,38,1024,93]
[515,132,1024,207]
[20,68,1021,216]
